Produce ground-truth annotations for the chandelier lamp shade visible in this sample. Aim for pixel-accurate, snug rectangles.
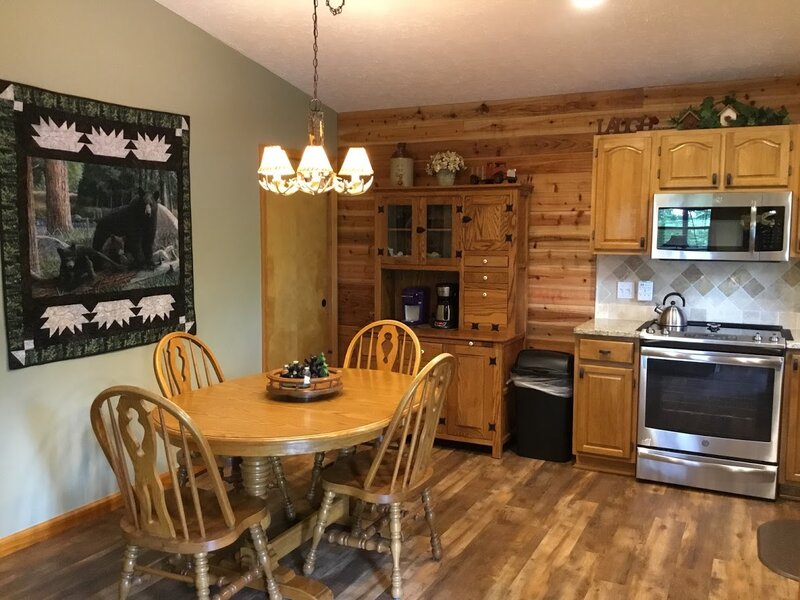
[258,0,373,196]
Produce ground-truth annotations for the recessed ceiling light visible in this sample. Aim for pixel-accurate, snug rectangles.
[572,0,605,9]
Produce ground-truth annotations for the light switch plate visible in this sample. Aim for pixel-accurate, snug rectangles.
[617,281,634,300]
[638,280,654,302]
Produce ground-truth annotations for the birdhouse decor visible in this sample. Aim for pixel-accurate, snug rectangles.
[719,105,738,127]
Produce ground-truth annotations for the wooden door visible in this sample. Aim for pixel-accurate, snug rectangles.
[724,126,792,188]
[592,135,652,252]
[377,196,420,264]
[658,131,723,189]
[420,196,461,266]
[780,353,800,483]
[574,363,633,459]
[444,343,495,441]
[260,148,334,370]
[461,192,515,251]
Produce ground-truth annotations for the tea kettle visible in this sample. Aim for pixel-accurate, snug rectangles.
[654,292,687,329]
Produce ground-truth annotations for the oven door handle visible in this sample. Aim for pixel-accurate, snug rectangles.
[640,346,784,369]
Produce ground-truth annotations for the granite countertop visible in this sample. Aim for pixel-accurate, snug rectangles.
[787,331,800,350]
[573,319,644,339]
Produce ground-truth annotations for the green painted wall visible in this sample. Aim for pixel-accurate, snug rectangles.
[0,0,336,538]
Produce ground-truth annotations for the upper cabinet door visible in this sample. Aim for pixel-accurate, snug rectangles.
[377,197,420,264]
[592,135,652,252]
[461,192,515,251]
[658,131,723,189]
[724,127,792,188]
[420,196,461,266]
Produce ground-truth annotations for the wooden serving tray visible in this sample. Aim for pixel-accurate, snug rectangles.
[265,368,342,402]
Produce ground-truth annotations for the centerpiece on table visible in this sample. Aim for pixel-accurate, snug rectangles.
[266,352,342,401]
[425,150,466,186]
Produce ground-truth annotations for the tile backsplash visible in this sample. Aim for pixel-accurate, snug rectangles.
[596,255,800,329]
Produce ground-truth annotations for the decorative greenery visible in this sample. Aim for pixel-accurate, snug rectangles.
[669,95,790,129]
[425,151,466,174]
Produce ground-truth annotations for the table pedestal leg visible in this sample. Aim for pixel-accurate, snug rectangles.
[241,457,272,498]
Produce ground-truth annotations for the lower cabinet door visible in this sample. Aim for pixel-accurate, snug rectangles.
[443,343,496,441]
[781,353,800,483]
[575,363,634,459]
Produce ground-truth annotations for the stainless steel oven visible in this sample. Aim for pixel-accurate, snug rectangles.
[637,321,788,499]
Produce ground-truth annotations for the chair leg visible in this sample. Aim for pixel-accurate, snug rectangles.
[119,544,139,600]
[421,488,442,561]
[303,489,336,575]
[193,552,211,600]
[306,451,326,504]
[389,502,403,600]
[351,499,366,537]
[269,456,296,521]
[249,524,283,600]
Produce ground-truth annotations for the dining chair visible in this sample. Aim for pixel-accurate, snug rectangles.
[302,353,455,600]
[306,319,422,505]
[153,332,297,521]
[90,385,282,600]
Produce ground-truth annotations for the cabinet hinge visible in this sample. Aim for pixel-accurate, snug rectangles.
[658,146,661,157]
[594,148,598,158]
[579,367,585,379]
[455,250,462,258]
[791,140,794,152]
[632,377,636,389]
[591,230,595,240]
[790,165,793,177]
[505,234,513,242]
[794,359,798,372]
[491,324,500,332]
[456,205,463,213]
[377,248,384,256]
[657,168,661,179]
[489,357,497,366]
[505,204,514,212]
[471,322,479,330]
[377,205,384,213]
[488,422,497,432]
[438,416,446,426]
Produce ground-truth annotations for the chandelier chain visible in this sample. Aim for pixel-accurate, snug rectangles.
[311,0,319,104]
[326,0,345,15]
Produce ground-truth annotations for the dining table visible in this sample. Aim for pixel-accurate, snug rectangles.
[164,367,414,600]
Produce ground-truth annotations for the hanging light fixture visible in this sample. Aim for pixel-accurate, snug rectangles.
[258,0,373,196]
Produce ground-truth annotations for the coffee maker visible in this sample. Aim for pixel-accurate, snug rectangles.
[433,283,458,329]
[401,287,428,326]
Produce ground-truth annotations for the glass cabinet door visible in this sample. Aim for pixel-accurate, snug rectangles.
[422,197,460,265]
[381,200,417,263]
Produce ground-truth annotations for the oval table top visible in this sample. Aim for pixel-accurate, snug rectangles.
[165,368,413,457]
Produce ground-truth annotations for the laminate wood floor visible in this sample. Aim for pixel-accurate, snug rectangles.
[2,446,799,599]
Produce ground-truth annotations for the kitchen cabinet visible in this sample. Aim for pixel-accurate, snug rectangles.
[376,194,461,266]
[373,184,530,457]
[654,125,794,191]
[591,134,652,253]
[573,335,638,475]
[780,352,800,487]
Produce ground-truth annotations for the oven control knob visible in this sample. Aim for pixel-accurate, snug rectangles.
[769,334,780,343]
[661,329,670,336]
[753,333,762,342]
[646,327,655,335]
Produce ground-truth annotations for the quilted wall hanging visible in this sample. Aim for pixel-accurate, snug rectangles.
[0,80,195,369]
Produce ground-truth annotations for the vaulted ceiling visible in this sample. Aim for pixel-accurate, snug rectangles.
[156,0,800,112]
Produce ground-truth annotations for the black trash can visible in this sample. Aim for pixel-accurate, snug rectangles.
[510,349,574,462]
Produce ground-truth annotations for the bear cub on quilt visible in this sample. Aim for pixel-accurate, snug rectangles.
[92,188,160,269]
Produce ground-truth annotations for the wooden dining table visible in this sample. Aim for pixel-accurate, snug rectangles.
[164,367,414,600]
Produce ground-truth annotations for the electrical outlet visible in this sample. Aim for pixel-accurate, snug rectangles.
[617,281,633,300]
[638,280,654,302]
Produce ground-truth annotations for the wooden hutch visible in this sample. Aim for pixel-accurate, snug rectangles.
[372,183,530,458]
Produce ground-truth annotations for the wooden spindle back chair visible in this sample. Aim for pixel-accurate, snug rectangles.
[153,332,225,398]
[307,319,423,504]
[303,354,456,600]
[343,319,422,376]
[90,385,282,600]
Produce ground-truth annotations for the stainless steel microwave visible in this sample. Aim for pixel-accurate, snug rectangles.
[651,191,792,261]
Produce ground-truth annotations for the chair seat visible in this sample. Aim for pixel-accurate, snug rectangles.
[120,487,268,554]
[320,450,434,504]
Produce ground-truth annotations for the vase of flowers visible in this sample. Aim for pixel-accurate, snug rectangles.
[426,151,465,186]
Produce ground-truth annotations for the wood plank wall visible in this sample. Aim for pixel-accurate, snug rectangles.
[336,76,800,354]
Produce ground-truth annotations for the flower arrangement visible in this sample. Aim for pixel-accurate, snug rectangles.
[425,151,466,174]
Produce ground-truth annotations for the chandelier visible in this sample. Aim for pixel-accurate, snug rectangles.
[258,0,373,196]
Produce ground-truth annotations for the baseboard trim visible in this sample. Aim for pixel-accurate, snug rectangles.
[0,472,174,559]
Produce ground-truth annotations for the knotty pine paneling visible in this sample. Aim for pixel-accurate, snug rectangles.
[337,76,800,354]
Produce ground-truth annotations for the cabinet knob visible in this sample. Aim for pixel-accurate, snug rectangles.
[483,275,488,281]
[712,173,718,186]
[482,258,488,264]
[416,226,426,234]
[468,341,474,346]
[421,348,425,355]
[482,292,488,298]
[726,173,733,186]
